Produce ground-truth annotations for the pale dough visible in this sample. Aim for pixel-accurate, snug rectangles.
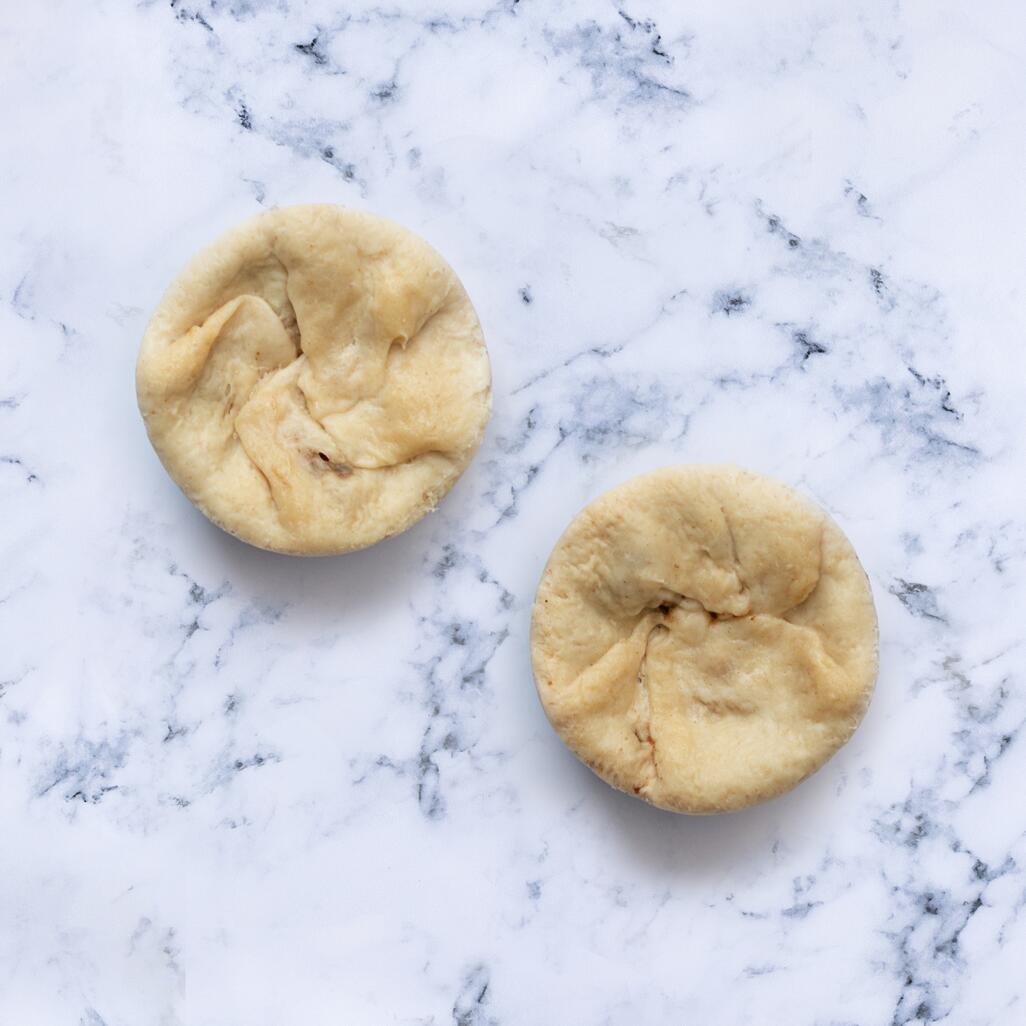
[137,205,491,554]
[530,465,878,813]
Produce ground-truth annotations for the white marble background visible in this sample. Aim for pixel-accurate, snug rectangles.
[3,1,1026,1023]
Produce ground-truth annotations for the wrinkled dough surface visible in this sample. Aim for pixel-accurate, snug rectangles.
[531,465,878,813]
[136,205,491,554]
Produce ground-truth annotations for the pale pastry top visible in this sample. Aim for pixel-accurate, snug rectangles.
[530,465,879,813]
[136,205,491,554]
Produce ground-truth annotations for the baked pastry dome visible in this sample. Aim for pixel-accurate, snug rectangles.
[531,465,878,813]
[137,205,491,554]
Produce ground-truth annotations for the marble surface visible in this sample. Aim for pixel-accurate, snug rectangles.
[3,1,1026,1023]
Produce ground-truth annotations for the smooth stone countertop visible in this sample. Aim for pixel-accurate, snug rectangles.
[2,2,1025,1023]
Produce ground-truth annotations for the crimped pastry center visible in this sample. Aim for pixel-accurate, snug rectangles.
[136,205,491,554]
[530,465,878,814]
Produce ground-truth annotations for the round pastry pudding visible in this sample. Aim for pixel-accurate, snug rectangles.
[530,465,878,813]
[137,205,491,555]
